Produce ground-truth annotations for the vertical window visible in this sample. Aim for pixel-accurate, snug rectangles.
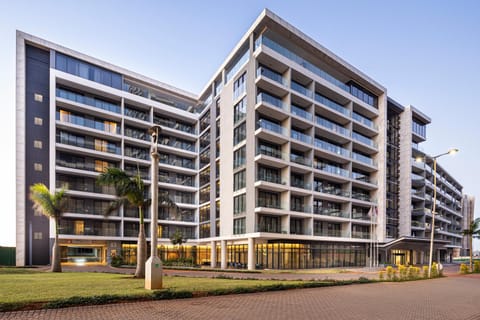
[234,194,246,215]
[233,146,246,169]
[34,117,43,126]
[234,97,247,124]
[233,122,246,145]
[33,232,43,240]
[233,218,246,235]
[34,163,43,172]
[34,93,43,102]
[233,170,246,191]
[59,110,71,122]
[233,72,246,100]
[95,160,109,173]
[33,140,43,149]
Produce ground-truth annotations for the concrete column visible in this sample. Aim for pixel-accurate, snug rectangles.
[221,240,227,269]
[247,238,255,270]
[210,241,217,268]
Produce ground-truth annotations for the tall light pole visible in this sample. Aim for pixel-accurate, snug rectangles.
[145,125,162,290]
[417,148,458,278]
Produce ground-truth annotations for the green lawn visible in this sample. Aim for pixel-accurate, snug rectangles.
[0,268,303,304]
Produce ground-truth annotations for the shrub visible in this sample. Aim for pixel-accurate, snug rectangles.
[431,263,439,278]
[386,266,393,280]
[379,271,385,280]
[110,255,123,268]
[474,261,480,273]
[460,263,469,274]
[398,265,407,280]
[422,266,429,278]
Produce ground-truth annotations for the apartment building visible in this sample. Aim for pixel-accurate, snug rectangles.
[16,9,468,269]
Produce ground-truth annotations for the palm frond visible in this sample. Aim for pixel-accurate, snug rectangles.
[29,183,67,219]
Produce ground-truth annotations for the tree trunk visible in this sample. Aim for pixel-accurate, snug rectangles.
[470,236,473,272]
[135,223,147,278]
[51,218,62,272]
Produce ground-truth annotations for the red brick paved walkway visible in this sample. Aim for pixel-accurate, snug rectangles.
[2,273,479,319]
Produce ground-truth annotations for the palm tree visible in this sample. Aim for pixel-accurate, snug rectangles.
[170,229,188,260]
[97,167,147,278]
[462,217,480,272]
[97,167,177,278]
[29,183,68,272]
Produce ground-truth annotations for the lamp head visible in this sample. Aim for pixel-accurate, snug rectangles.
[448,148,459,155]
[415,157,424,163]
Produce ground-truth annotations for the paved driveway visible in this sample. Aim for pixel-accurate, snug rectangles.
[2,273,479,320]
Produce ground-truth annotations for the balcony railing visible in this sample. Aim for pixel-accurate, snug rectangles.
[291,130,312,144]
[291,105,313,121]
[352,231,370,239]
[313,207,349,218]
[257,92,287,111]
[290,205,312,213]
[291,181,311,190]
[56,88,121,114]
[290,153,311,167]
[352,152,375,166]
[411,221,425,228]
[352,112,376,130]
[257,173,285,185]
[291,81,313,99]
[351,192,371,202]
[315,93,350,117]
[256,66,286,85]
[315,139,350,157]
[256,146,288,161]
[316,116,350,137]
[257,119,288,136]
[315,187,350,198]
[314,162,350,178]
[256,200,283,210]
[352,132,377,148]
[351,172,375,184]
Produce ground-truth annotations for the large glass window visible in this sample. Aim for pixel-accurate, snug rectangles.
[225,48,249,83]
[234,97,247,124]
[233,146,246,169]
[233,122,246,145]
[233,72,246,100]
[234,194,246,215]
[56,53,122,89]
[233,218,246,235]
[233,170,246,191]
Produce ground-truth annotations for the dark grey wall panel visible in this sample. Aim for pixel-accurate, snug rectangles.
[25,44,50,265]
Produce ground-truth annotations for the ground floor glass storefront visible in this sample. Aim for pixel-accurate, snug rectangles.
[120,241,366,269]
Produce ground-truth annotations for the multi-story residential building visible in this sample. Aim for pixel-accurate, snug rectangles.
[16,9,470,269]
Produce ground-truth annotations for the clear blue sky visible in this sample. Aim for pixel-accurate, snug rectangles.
[0,0,478,249]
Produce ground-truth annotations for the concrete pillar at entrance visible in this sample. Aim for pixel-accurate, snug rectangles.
[247,238,255,270]
[210,241,217,268]
[220,240,227,269]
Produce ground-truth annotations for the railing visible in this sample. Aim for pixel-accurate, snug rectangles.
[291,181,311,190]
[57,112,120,135]
[256,66,286,85]
[256,119,288,136]
[315,93,350,117]
[290,205,312,213]
[352,112,377,130]
[291,81,313,99]
[291,130,312,144]
[291,105,313,121]
[290,154,312,166]
[352,132,377,148]
[352,231,370,239]
[257,173,285,185]
[256,146,288,161]
[316,116,350,136]
[351,172,375,184]
[256,201,283,210]
[315,231,343,237]
[315,187,350,198]
[351,192,371,202]
[257,92,287,111]
[313,207,350,218]
[314,162,350,178]
[256,224,282,233]
[315,139,350,157]
[352,152,375,166]
[153,117,196,135]
[352,214,370,221]
[56,88,121,114]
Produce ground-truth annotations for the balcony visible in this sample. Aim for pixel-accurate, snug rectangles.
[290,205,312,214]
[256,172,285,185]
[256,119,288,137]
[352,132,377,149]
[313,207,349,219]
[315,187,350,198]
[352,112,377,131]
[352,213,370,221]
[256,66,286,86]
[291,130,312,145]
[351,192,371,202]
[56,88,121,114]
[315,139,350,158]
[315,230,343,237]
[291,105,313,121]
[290,153,311,167]
[256,92,288,112]
[351,172,376,185]
[352,152,376,167]
[291,81,313,99]
[411,221,425,229]
[316,116,350,137]
[352,231,370,239]
[291,181,311,190]
[314,162,350,178]
[315,93,350,117]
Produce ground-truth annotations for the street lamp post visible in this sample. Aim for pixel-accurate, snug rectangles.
[417,148,458,278]
[145,125,162,290]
